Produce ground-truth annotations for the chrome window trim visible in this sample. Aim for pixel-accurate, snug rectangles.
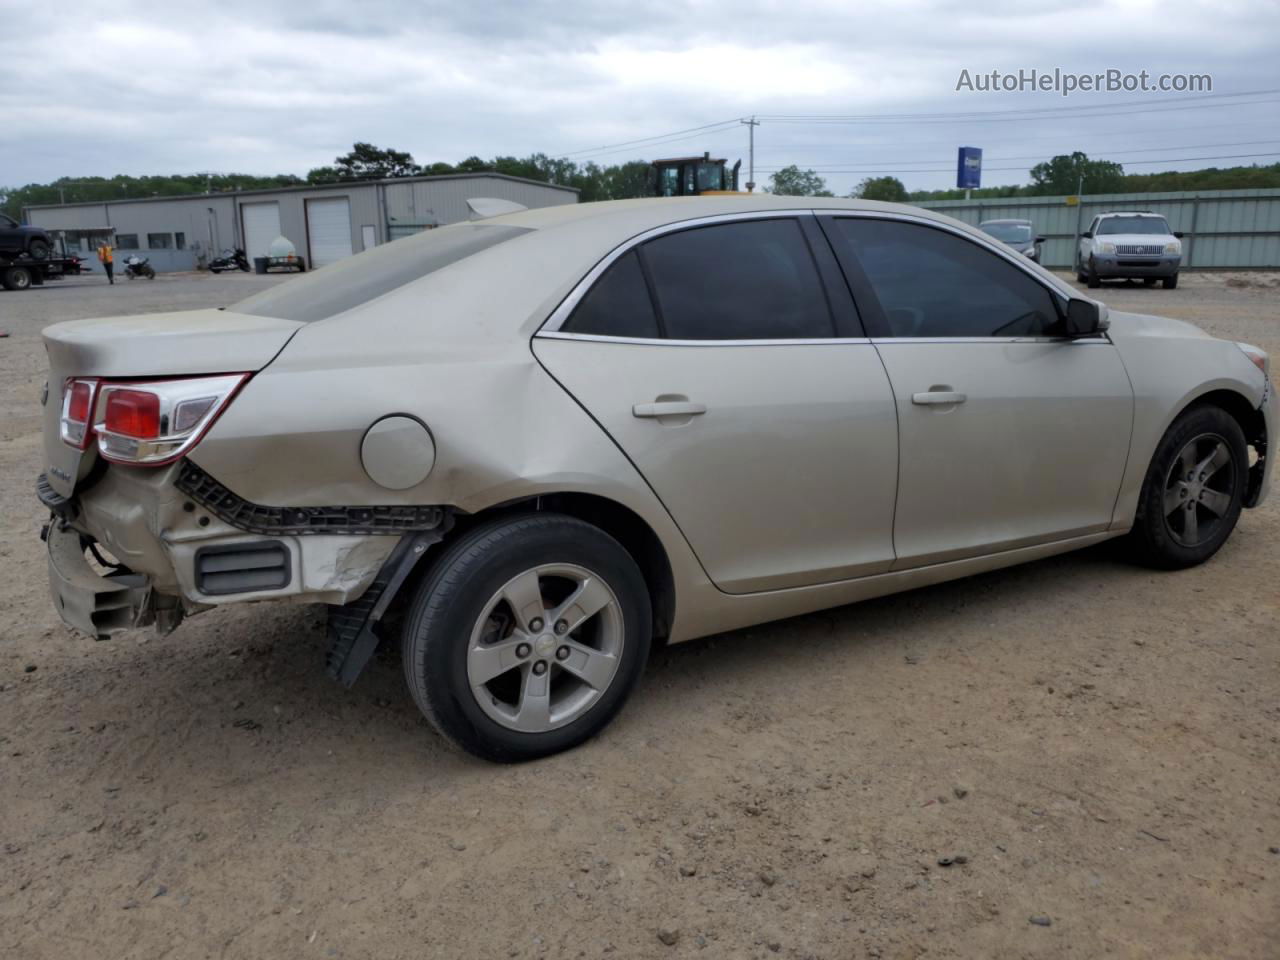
[535,205,1098,345]
[537,330,872,347]
[870,336,1110,345]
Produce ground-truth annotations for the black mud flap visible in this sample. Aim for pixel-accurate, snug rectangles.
[325,529,443,688]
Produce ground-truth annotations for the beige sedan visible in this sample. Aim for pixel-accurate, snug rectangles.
[38,196,1274,761]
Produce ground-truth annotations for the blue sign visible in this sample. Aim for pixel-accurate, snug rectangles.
[957,146,982,189]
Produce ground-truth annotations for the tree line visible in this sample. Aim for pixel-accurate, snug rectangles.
[4,142,1277,222]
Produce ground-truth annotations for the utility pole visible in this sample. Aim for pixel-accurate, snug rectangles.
[741,116,760,192]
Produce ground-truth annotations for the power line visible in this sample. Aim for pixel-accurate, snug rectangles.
[756,150,1280,175]
[750,119,1268,156]
[568,126,746,162]
[757,139,1280,172]
[755,87,1279,122]
[759,97,1280,126]
[554,118,743,159]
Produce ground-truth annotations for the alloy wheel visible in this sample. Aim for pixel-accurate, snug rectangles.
[1162,432,1236,547]
[466,563,624,733]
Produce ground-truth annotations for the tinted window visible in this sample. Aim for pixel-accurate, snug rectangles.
[642,219,834,340]
[834,219,1062,338]
[233,223,531,323]
[1097,216,1172,235]
[562,251,660,338]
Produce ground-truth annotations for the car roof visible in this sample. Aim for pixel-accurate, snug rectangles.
[484,194,987,246]
[296,194,1079,346]
[1097,211,1164,217]
[978,218,1032,225]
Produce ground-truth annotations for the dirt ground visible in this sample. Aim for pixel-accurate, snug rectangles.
[1,269,1277,960]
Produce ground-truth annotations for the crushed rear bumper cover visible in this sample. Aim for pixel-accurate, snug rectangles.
[45,523,153,639]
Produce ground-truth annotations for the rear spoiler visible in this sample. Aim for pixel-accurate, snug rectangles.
[467,198,529,221]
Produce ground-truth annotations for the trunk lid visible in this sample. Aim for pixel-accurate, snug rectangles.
[41,309,302,497]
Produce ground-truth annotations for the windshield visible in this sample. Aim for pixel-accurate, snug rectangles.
[232,223,532,323]
[980,222,1032,244]
[695,163,725,191]
[1098,216,1171,235]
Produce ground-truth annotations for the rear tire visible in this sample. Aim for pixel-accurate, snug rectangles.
[402,514,652,762]
[2,266,32,291]
[1128,405,1247,569]
[1143,278,1157,286]
[1163,273,1178,289]
[27,238,50,260]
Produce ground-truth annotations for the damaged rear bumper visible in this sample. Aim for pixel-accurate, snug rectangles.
[46,523,155,639]
[37,463,434,640]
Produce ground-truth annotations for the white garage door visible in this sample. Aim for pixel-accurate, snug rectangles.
[306,197,353,268]
[241,202,281,260]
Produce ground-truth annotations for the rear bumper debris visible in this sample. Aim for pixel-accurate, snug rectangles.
[45,523,154,639]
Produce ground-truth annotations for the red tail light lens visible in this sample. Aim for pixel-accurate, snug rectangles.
[59,378,99,449]
[103,389,161,439]
[68,381,93,423]
[94,374,247,466]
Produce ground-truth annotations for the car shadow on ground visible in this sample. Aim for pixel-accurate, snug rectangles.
[12,536,1157,790]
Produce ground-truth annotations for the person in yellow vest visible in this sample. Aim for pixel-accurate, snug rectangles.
[97,240,115,285]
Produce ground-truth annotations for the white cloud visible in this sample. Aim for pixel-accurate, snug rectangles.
[1,0,1276,195]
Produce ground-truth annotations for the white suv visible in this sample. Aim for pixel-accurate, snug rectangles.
[1077,212,1183,289]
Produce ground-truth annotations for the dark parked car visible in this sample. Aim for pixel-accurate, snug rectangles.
[978,218,1045,263]
[0,213,52,260]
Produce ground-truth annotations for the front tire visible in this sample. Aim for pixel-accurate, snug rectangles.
[27,238,50,260]
[1129,405,1247,569]
[1163,273,1178,289]
[1086,256,1101,288]
[403,514,652,762]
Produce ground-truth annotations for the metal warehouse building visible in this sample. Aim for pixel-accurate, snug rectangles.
[23,173,578,272]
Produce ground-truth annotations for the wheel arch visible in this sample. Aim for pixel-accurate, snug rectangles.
[1180,387,1268,507]
[425,492,677,643]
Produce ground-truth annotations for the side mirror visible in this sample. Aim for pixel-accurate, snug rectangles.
[1064,298,1106,337]
[1034,236,1047,244]
[1173,231,1184,239]
[1080,230,1092,238]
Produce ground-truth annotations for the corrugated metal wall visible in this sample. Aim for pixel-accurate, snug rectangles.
[914,188,1280,269]
[384,177,576,231]
[25,175,577,272]
[27,197,239,270]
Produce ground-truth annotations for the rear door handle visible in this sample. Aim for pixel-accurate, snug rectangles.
[911,390,967,405]
[632,401,707,418]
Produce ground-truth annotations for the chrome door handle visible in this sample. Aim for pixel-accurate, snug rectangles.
[911,390,967,405]
[633,401,707,418]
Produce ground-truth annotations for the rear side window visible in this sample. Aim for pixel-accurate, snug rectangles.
[562,251,660,338]
[233,223,532,323]
[833,218,1062,338]
[642,219,834,340]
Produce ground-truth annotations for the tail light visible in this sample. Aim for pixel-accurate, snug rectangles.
[59,378,98,449]
[60,374,247,466]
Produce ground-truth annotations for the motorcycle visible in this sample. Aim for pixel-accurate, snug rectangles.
[209,248,250,273]
[123,255,156,280]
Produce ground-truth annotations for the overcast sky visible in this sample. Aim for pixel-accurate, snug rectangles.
[2,0,1277,195]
